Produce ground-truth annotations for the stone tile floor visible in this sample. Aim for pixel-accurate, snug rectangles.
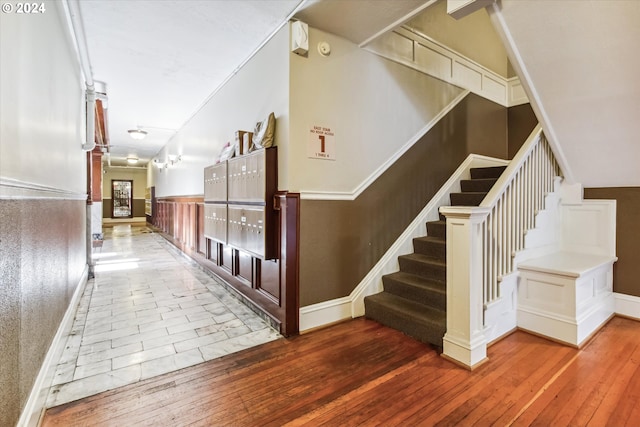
[46,224,281,407]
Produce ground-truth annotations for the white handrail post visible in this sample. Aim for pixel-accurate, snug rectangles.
[439,206,491,369]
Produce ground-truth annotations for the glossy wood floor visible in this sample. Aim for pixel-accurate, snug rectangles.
[43,316,640,426]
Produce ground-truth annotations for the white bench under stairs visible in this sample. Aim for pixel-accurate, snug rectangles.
[515,190,617,348]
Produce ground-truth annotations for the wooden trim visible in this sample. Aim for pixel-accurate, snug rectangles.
[153,193,300,336]
[277,191,300,336]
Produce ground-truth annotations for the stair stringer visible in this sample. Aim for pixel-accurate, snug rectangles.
[483,177,564,343]
[298,154,509,332]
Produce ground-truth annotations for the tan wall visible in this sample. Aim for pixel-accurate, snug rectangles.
[584,187,640,298]
[103,167,148,199]
[102,167,148,219]
[103,198,147,218]
[405,0,510,77]
[300,94,508,306]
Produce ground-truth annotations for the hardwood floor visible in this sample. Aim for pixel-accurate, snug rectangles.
[43,316,640,426]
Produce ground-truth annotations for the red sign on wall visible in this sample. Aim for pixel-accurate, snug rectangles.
[308,125,335,160]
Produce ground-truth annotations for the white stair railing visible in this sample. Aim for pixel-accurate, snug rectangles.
[480,125,561,306]
[439,124,562,368]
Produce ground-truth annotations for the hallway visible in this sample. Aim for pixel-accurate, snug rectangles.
[46,225,281,408]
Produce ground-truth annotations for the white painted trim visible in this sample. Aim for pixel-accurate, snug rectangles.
[487,3,574,183]
[0,177,87,201]
[366,26,528,108]
[299,154,509,332]
[447,0,495,20]
[358,0,439,48]
[17,266,89,427]
[300,90,471,201]
[615,293,640,320]
[507,77,529,107]
[299,297,352,332]
[484,272,518,343]
[560,199,617,258]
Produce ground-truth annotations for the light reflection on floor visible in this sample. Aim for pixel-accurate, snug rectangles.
[47,224,281,407]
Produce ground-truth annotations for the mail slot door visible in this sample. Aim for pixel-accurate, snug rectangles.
[203,204,227,243]
[204,163,227,202]
[227,204,265,258]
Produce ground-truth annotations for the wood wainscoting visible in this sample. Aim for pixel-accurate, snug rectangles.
[153,192,299,336]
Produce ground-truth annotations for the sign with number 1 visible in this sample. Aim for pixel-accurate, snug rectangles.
[308,125,335,160]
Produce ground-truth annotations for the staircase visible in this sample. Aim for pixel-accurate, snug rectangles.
[364,165,507,347]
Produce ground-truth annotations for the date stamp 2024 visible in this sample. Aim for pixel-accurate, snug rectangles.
[2,2,46,14]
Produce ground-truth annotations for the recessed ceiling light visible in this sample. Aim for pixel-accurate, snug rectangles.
[127,157,139,164]
[127,129,148,140]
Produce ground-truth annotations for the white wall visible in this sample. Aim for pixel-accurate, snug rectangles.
[288,26,465,195]
[490,0,640,187]
[152,25,290,198]
[0,4,85,193]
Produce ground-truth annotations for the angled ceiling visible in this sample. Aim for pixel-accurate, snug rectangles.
[492,0,640,187]
[294,0,433,45]
[80,0,432,167]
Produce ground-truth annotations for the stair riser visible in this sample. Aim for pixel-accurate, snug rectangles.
[382,279,446,311]
[450,192,486,206]
[470,166,507,179]
[398,258,446,282]
[426,222,446,239]
[364,299,445,347]
[461,179,497,192]
[413,239,446,260]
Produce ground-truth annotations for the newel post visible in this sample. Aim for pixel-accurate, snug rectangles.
[439,206,490,369]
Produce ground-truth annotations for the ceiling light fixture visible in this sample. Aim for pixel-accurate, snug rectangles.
[127,128,148,140]
[127,157,138,164]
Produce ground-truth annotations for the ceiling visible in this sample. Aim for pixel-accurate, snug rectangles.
[80,0,431,167]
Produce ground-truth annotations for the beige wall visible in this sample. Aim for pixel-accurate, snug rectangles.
[0,3,87,426]
[289,26,465,195]
[405,0,510,77]
[103,167,148,199]
[152,25,290,198]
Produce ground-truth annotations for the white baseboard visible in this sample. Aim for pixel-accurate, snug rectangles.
[615,292,640,320]
[17,266,89,427]
[299,297,352,332]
